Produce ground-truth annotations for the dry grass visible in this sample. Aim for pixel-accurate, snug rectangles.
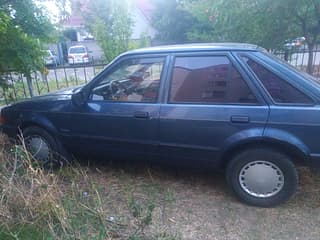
[1,133,320,240]
[0,135,179,240]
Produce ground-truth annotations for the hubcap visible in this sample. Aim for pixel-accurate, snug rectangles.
[25,135,52,163]
[239,161,284,198]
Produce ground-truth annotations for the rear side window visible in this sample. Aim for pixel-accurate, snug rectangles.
[241,56,313,104]
[169,56,257,104]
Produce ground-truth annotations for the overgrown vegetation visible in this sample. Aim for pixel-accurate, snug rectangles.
[151,0,320,74]
[0,0,54,95]
[0,134,180,240]
[79,0,133,62]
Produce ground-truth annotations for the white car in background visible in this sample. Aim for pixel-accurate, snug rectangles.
[68,45,90,65]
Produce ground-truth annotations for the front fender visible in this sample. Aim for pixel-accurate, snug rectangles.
[17,111,59,136]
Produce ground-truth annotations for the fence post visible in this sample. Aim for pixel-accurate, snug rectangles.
[26,74,34,97]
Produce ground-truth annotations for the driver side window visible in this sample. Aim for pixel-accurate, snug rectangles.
[91,57,165,103]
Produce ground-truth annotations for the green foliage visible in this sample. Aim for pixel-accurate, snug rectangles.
[0,0,53,87]
[84,0,133,62]
[185,0,320,49]
[152,0,198,44]
[129,33,152,50]
[129,195,156,238]
[183,0,320,73]
[184,0,293,49]
[0,224,52,240]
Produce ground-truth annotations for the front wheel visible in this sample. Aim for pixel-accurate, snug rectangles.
[23,126,68,168]
[226,148,298,207]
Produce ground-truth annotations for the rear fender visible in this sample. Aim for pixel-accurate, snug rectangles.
[219,128,309,168]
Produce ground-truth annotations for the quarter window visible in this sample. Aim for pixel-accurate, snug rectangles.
[91,57,164,103]
[169,56,257,104]
[241,56,313,104]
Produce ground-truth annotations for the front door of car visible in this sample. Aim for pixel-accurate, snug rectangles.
[68,56,167,157]
[159,53,269,168]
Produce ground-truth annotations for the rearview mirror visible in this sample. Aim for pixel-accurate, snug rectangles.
[71,90,87,107]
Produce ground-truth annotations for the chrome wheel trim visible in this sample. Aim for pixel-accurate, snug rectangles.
[25,135,52,163]
[239,161,284,198]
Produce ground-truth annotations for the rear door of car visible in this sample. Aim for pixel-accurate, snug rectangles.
[159,51,269,168]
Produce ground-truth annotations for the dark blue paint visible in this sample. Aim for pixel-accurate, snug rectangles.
[2,43,320,168]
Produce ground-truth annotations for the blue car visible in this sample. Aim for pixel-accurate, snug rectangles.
[2,43,320,207]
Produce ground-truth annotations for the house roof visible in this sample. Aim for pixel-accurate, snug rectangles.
[62,0,155,28]
[134,0,155,22]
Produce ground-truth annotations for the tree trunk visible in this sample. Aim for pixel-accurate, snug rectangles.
[26,73,34,97]
[307,43,315,75]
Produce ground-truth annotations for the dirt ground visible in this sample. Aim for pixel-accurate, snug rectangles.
[78,159,320,240]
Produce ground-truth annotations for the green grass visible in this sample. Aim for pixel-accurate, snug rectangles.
[0,224,52,240]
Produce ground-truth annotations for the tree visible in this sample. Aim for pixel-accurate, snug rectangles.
[282,0,320,74]
[185,0,320,74]
[81,0,133,62]
[185,0,293,48]
[0,0,53,96]
[152,0,199,44]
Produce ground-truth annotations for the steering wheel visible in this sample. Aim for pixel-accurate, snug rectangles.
[109,80,128,99]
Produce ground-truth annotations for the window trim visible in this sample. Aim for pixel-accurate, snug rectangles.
[166,52,262,106]
[88,54,168,104]
[238,53,316,107]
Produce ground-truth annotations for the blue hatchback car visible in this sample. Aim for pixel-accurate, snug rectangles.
[2,43,320,207]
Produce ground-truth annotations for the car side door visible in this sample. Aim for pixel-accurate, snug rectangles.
[159,52,269,168]
[67,55,168,157]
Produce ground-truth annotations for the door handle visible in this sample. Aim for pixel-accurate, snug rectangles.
[134,111,150,119]
[231,116,250,123]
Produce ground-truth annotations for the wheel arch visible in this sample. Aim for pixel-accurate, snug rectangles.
[17,113,59,138]
[219,138,309,170]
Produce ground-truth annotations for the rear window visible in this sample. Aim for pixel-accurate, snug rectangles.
[69,47,86,54]
[241,56,313,104]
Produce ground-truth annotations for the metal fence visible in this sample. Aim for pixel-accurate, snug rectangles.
[1,46,320,105]
[0,61,108,105]
[273,45,320,79]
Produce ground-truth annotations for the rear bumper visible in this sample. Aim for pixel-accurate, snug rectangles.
[68,58,89,64]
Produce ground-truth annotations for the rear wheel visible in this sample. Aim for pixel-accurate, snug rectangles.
[226,148,298,207]
[23,126,68,168]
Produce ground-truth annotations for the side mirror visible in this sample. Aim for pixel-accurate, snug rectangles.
[71,90,87,107]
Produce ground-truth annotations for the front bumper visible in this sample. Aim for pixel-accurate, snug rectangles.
[0,124,17,138]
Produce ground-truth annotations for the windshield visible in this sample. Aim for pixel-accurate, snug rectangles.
[69,47,86,54]
[262,51,320,86]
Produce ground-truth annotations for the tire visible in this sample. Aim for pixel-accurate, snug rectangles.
[22,126,69,168]
[226,148,298,207]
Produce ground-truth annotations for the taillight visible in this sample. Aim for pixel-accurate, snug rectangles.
[68,55,73,59]
[83,54,88,58]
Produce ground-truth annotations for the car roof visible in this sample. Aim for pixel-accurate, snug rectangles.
[125,43,263,55]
